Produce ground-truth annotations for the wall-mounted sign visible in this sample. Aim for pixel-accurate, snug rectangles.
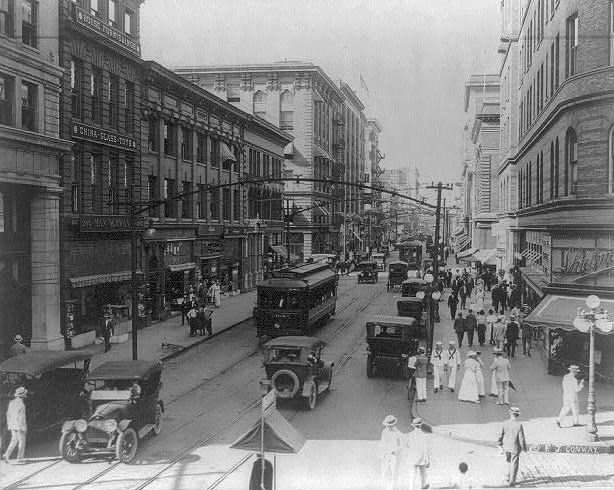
[78,215,144,232]
[551,234,614,286]
[198,239,225,256]
[74,6,141,56]
[72,122,137,152]
[197,224,249,237]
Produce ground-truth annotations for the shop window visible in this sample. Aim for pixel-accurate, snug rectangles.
[196,133,205,163]
[1,0,13,37]
[90,67,103,124]
[181,181,192,218]
[21,0,36,48]
[148,118,159,152]
[124,81,134,133]
[163,120,176,156]
[20,81,36,131]
[181,127,192,160]
[108,74,119,128]
[0,73,14,126]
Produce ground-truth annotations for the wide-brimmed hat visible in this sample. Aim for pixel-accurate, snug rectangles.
[509,407,521,415]
[411,417,423,428]
[435,341,443,347]
[383,415,397,427]
[466,350,477,357]
[449,340,456,346]
[14,387,27,398]
[568,365,580,372]
[14,334,23,342]
[493,347,503,355]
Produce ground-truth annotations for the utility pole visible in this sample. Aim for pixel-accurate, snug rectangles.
[425,182,453,355]
[285,199,291,265]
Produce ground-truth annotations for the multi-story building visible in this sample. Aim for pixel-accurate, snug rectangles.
[0,0,73,353]
[173,62,347,260]
[495,0,523,271]
[364,118,385,250]
[502,0,614,377]
[57,0,145,345]
[140,61,290,319]
[462,74,500,251]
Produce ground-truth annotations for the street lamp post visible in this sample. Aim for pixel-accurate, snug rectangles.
[573,295,612,441]
[417,273,441,356]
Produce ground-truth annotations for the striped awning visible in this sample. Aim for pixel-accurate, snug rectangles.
[68,270,142,288]
[221,142,236,163]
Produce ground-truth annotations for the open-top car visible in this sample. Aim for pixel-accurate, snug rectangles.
[386,260,409,291]
[365,315,421,379]
[261,336,333,410]
[1,351,92,449]
[356,261,379,283]
[396,297,427,338]
[59,360,164,464]
[372,253,386,271]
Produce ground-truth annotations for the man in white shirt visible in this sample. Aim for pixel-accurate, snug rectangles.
[556,365,584,428]
[3,387,28,463]
[445,340,461,392]
[431,341,446,392]
[490,348,511,405]
[406,418,431,490]
[379,415,402,490]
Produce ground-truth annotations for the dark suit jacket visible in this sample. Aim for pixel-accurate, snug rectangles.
[498,419,526,453]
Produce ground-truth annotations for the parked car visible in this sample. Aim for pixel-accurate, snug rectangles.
[0,351,92,450]
[396,297,427,338]
[356,261,379,284]
[59,360,164,464]
[372,253,386,271]
[365,315,421,379]
[260,336,333,410]
[386,260,409,291]
[401,278,428,298]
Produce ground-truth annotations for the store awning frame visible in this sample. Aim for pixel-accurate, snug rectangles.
[455,235,471,252]
[68,271,142,288]
[230,408,305,454]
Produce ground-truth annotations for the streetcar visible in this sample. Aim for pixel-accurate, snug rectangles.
[254,262,338,338]
[397,240,426,272]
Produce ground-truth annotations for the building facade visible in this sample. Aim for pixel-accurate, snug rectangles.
[363,118,385,250]
[173,62,349,260]
[0,0,73,353]
[140,61,291,320]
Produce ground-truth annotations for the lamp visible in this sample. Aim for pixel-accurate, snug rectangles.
[573,295,613,441]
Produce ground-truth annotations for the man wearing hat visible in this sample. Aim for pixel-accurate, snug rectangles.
[408,346,428,401]
[445,340,461,392]
[430,341,446,392]
[505,315,520,358]
[379,415,402,490]
[497,407,526,487]
[406,418,431,490]
[556,365,584,428]
[3,387,28,463]
[491,348,511,405]
[103,313,114,353]
[9,335,27,357]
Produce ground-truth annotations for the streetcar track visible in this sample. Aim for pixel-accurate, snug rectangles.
[4,282,388,490]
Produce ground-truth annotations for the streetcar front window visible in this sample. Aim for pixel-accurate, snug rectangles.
[258,288,304,310]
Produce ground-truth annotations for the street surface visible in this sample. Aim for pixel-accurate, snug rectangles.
[2,259,614,489]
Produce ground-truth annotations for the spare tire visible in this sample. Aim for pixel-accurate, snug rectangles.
[271,369,300,398]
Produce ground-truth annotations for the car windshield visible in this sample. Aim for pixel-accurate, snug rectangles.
[270,347,302,361]
[259,288,304,309]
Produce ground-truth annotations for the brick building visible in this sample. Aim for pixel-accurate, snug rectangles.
[0,0,73,353]
[57,0,144,345]
[140,61,290,319]
[173,62,349,260]
[500,0,614,377]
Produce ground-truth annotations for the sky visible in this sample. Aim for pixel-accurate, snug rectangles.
[140,0,501,183]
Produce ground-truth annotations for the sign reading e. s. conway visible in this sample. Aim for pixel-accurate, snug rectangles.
[72,122,137,152]
[528,443,610,455]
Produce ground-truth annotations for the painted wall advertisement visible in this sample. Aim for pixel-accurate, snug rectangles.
[550,233,614,287]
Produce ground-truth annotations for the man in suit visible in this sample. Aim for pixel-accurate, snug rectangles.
[556,364,584,428]
[465,309,477,348]
[498,407,527,487]
[453,312,466,348]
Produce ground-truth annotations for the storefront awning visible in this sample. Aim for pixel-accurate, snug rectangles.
[68,271,142,288]
[525,294,614,333]
[270,245,288,259]
[167,262,196,273]
[474,248,497,265]
[221,142,236,163]
[313,144,334,161]
[455,234,472,252]
[284,142,294,158]
[457,247,478,259]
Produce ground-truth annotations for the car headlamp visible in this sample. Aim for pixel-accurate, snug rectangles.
[75,419,88,433]
[104,419,118,433]
[274,322,281,329]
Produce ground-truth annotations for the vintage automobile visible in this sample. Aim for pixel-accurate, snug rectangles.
[59,360,164,464]
[396,297,427,338]
[365,315,421,379]
[356,261,379,284]
[401,277,428,297]
[372,252,386,271]
[0,351,92,450]
[386,260,409,291]
[260,336,333,410]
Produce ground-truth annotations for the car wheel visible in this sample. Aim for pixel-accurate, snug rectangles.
[366,354,374,378]
[116,427,138,463]
[306,383,317,410]
[271,369,300,398]
[153,403,163,436]
[59,432,81,463]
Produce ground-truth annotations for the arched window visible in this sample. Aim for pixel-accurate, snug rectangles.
[565,128,578,195]
[253,90,267,118]
[280,90,294,130]
[549,142,554,200]
[609,124,614,193]
[555,137,560,198]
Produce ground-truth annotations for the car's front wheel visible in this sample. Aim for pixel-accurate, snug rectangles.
[366,354,374,378]
[153,403,163,436]
[306,383,317,410]
[59,432,81,463]
[116,427,138,463]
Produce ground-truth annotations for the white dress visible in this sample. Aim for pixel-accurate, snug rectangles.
[458,358,480,403]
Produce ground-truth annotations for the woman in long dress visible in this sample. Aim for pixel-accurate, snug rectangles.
[209,281,221,308]
[475,352,485,398]
[458,351,480,403]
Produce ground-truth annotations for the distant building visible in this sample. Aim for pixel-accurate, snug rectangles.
[0,0,73,353]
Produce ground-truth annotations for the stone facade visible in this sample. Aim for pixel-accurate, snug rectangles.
[0,0,73,354]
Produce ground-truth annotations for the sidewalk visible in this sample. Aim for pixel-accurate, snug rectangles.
[80,290,256,369]
[423,287,614,450]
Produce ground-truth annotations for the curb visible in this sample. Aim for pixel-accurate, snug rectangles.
[159,315,253,362]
